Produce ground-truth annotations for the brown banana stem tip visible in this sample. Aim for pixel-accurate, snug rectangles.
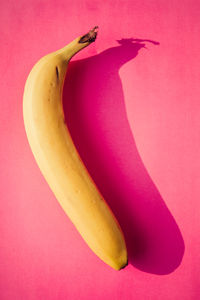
[79,26,99,43]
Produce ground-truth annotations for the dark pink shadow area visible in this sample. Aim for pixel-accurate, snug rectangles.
[62,39,185,275]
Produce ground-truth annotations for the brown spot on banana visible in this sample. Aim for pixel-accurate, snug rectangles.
[56,66,59,81]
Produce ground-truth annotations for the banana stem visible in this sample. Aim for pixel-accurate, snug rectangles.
[58,26,99,61]
[79,26,99,43]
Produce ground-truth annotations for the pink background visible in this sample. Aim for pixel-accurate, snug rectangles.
[0,0,199,299]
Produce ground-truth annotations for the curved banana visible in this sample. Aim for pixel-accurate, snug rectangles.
[23,27,128,270]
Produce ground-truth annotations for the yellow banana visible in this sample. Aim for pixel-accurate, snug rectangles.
[23,27,128,270]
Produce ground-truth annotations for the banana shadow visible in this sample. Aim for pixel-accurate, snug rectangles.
[62,38,185,275]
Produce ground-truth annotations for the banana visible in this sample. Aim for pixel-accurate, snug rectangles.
[23,27,128,270]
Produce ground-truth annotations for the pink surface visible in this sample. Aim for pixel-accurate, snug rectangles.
[0,0,199,299]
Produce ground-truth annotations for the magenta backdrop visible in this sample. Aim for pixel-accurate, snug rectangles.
[0,0,199,299]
